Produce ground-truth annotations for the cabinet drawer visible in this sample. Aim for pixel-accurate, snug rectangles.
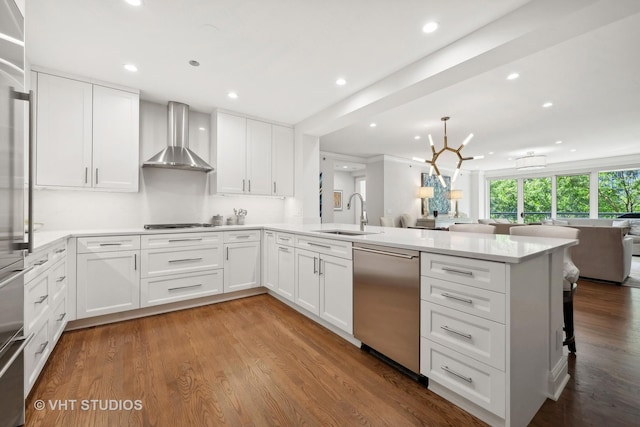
[51,296,68,344]
[25,271,50,334]
[223,230,261,243]
[25,241,67,282]
[141,269,223,307]
[141,246,223,278]
[141,232,221,249]
[77,235,141,253]
[421,301,505,370]
[421,276,506,323]
[421,338,506,417]
[276,232,295,246]
[25,320,51,390]
[49,241,68,264]
[295,235,352,260]
[421,253,505,293]
[50,258,67,303]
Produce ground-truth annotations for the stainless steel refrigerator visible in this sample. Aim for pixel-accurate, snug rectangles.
[1,0,34,426]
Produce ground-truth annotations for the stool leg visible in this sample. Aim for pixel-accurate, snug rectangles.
[563,296,576,353]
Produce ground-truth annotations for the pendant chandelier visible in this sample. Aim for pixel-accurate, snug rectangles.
[413,117,483,187]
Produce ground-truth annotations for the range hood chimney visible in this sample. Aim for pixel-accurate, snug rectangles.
[142,101,214,172]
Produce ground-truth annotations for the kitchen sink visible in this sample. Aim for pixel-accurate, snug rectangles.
[313,229,378,236]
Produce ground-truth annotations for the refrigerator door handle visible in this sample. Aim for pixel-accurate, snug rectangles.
[0,333,34,380]
[13,90,34,253]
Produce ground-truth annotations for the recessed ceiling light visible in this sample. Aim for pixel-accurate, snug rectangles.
[189,60,200,67]
[555,140,563,144]
[414,135,421,140]
[570,149,577,152]
[369,123,377,128]
[123,63,138,72]
[488,151,494,155]
[198,127,205,131]
[124,0,142,6]
[228,92,238,99]
[422,21,439,33]
[343,165,348,169]
[507,73,519,80]
[542,102,553,108]
[336,78,346,86]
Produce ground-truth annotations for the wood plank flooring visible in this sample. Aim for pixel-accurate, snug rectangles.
[26,279,640,426]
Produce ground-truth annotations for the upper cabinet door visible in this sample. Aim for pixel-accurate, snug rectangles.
[272,125,294,196]
[92,85,140,191]
[35,73,92,188]
[216,113,247,194]
[246,119,272,195]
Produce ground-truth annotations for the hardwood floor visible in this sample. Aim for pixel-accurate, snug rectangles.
[26,280,640,426]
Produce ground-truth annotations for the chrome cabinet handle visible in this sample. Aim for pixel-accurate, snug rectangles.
[134,254,137,270]
[34,258,48,266]
[440,325,472,340]
[35,341,49,355]
[168,284,203,292]
[99,243,122,247]
[55,248,66,254]
[441,293,473,304]
[273,181,276,193]
[226,247,229,261]
[278,247,289,252]
[242,179,245,192]
[248,179,251,192]
[57,313,67,322]
[308,242,331,249]
[85,167,88,184]
[279,237,290,241]
[234,235,251,239]
[441,267,474,276]
[319,259,324,276]
[56,276,66,283]
[168,257,203,263]
[168,238,203,242]
[441,366,473,383]
[313,257,318,274]
[95,168,99,184]
[35,295,49,304]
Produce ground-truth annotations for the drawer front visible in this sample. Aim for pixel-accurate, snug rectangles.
[223,230,261,243]
[421,276,506,323]
[77,235,141,253]
[49,241,68,264]
[25,272,50,333]
[49,258,67,303]
[276,232,295,246]
[421,338,506,417]
[141,232,221,249]
[421,253,506,293]
[25,319,51,389]
[141,246,223,278]
[25,241,67,282]
[51,296,68,344]
[141,269,223,308]
[421,301,505,370]
[295,235,352,260]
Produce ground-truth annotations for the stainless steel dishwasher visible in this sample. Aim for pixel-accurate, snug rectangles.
[353,243,421,375]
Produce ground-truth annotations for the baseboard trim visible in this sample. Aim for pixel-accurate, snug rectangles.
[547,354,570,401]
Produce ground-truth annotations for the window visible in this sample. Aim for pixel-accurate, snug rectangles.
[489,179,517,222]
[523,177,551,223]
[557,174,590,218]
[598,169,640,218]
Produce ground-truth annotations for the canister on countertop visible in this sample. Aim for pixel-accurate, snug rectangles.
[212,214,224,226]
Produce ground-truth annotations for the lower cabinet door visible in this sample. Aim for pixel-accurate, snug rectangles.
[319,254,353,333]
[51,295,68,344]
[262,231,277,290]
[223,241,260,293]
[294,248,319,315]
[276,246,294,301]
[141,269,223,307]
[25,320,51,396]
[76,250,140,318]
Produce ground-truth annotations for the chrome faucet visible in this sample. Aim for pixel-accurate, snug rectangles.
[347,192,368,231]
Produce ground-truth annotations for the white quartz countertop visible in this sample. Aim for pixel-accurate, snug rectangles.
[30,223,576,264]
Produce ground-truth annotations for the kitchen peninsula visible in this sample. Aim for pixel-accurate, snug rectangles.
[27,223,575,427]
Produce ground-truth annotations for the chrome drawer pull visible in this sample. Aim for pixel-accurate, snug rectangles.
[56,276,66,283]
[55,248,66,254]
[441,267,474,276]
[278,247,289,252]
[35,341,49,355]
[234,235,251,239]
[35,295,48,304]
[440,325,472,340]
[168,238,203,242]
[168,284,203,292]
[441,293,473,304]
[99,243,122,246]
[279,237,290,241]
[168,257,203,263]
[308,242,331,249]
[57,313,67,322]
[441,366,473,383]
[34,259,48,266]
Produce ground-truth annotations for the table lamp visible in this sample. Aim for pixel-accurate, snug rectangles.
[449,190,463,218]
[418,186,434,217]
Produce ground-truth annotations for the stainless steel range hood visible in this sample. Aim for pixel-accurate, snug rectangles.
[142,101,214,172]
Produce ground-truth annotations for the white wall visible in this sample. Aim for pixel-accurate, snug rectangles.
[333,171,356,224]
[365,160,385,226]
[383,160,424,224]
[33,101,286,231]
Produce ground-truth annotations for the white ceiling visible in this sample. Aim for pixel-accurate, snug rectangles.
[26,0,640,172]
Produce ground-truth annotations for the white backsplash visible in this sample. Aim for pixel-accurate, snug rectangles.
[32,101,286,231]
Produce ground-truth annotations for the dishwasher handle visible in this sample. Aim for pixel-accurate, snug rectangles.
[353,246,417,259]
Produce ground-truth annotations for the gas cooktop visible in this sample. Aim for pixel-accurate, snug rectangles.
[143,223,214,230]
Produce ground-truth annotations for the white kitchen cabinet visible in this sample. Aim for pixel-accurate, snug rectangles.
[76,237,141,318]
[246,118,272,195]
[215,112,246,193]
[224,237,261,293]
[294,248,320,314]
[262,231,277,291]
[276,242,295,302]
[34,71,139,191]
[319,254,353,333]
[271,124,294,196]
